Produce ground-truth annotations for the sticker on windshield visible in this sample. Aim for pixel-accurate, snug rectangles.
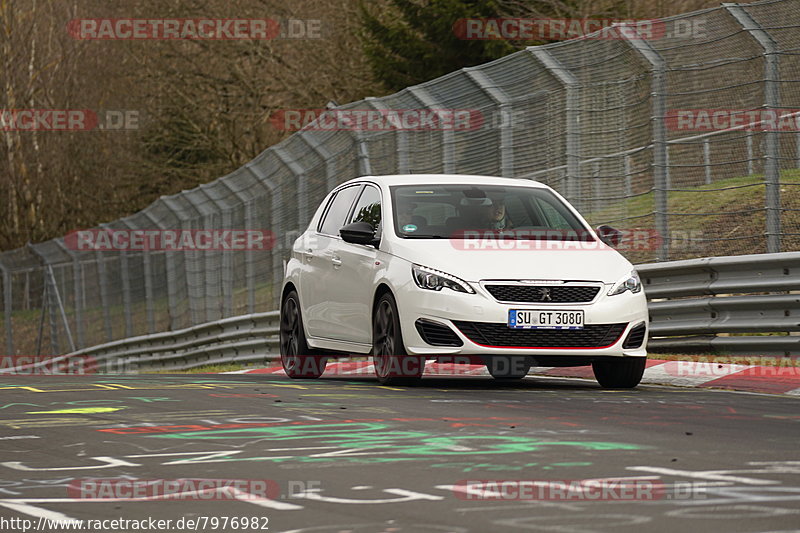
[402,224,418,233]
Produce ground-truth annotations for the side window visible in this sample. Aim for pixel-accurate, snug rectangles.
[537,197,577,230]
[319,186,360,236]
[349,185,382,229]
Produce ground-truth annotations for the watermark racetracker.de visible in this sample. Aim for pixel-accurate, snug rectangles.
[453,18,708,41]
[66,18,324,40]
[0,109,139,131]
[65,229,276,252]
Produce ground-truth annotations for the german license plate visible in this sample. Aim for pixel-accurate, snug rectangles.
[508,309,584,330]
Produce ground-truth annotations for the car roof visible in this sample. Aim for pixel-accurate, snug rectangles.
[337,174,548,189]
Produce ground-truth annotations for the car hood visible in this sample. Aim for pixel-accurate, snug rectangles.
[386,239,634,283]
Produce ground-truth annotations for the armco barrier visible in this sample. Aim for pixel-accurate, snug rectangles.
[0,312,279,373]
[4,252,795,373]
[639,252,800,356]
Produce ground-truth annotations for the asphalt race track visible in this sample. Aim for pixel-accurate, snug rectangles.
[0,372,798,533]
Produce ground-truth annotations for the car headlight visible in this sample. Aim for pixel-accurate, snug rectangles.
[608,270,642,296]
[412,264,475,294]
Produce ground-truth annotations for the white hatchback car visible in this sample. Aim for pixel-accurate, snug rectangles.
[280,174,648,387]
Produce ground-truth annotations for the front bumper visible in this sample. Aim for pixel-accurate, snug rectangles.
[395,279,648,358]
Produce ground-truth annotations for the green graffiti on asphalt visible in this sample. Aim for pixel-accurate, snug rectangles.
[149,422,641,462]
[430,461,594,472]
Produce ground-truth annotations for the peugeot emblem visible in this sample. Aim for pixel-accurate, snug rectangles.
[538,287,552,301]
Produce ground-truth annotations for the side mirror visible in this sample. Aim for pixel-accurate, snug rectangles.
[596,224,622,247]
[340,221,379,247]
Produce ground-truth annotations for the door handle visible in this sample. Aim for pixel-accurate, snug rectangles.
[331,256,342,267]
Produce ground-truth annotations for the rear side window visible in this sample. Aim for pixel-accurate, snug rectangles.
[319,186,360,236]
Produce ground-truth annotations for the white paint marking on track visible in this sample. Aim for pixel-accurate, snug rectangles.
[627,466,780,486]
[0,486,304,511]
[0,501,78,521]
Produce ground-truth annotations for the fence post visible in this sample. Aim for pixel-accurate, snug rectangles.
[274,146,310,229]
[724,2,781,253]
[55,240,85,349]
[0,262,13,356]
[142,209,178,331]
[194,186,236,322]
[163,196,210,325]
[119,248,133,338]
[245,201,257,313]
[529,48,581,208]
[220,209,234,318]
[796,131,800,169]
[217,178,257,316]
[408,86,455,173]
[624,155,633,196]
[703,139,712,184]
[619,24,669,261]
[327,105,372,177]
[46,265,75,353]
[464,68,514,177]
[365,97,409,174]
[298,132,338,193]
[245,161,283,309]
[94,249,113,341]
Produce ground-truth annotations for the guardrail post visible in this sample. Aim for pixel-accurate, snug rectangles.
[528,48,581,208]
[408,86,455,173]
[0,263,13,355]
[464,68,514,177]
[618,24,669,261]
[724,2,781,253]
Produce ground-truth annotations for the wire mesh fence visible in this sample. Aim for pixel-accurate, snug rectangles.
[1,0,799,357]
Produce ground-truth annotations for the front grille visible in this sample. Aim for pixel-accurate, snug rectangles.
[622,322,647,349]
[484,285,600,303]
[415,319,463,347]
[453,321,627,348]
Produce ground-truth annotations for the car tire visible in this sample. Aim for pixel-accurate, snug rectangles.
[372,292,424,385]
[487,356,530,380]
[592,357,646,389]
[280,290,327,379]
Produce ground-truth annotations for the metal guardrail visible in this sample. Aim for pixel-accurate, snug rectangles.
[0,312,280,374]
[4,253,797,373]
[639,252,800,356]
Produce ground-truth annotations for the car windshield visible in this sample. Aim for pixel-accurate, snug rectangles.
[391,184,594,240]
